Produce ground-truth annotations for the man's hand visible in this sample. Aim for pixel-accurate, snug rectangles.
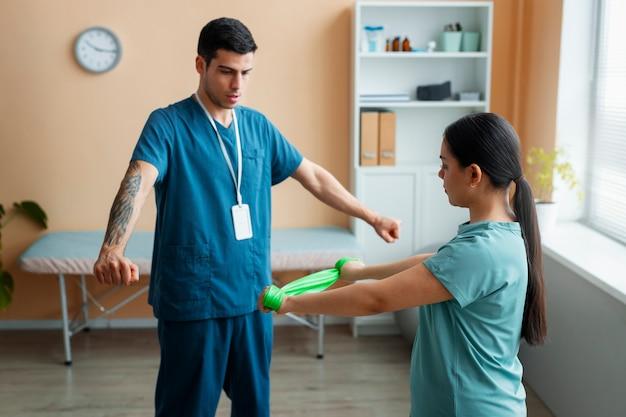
[372,215,400,243]
[93,250,139,286]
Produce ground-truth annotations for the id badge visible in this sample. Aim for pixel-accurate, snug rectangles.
[231,204,253,240]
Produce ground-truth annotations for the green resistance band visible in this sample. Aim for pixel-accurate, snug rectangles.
[263,257,360,312]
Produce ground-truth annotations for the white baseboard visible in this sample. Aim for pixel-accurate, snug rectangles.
[351,313,400,337]
[0,318,158,330]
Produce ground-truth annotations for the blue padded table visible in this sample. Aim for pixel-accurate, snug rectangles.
[19,227,361,365]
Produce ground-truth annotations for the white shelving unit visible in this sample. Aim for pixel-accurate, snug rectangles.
[360,51,489,58]
[358,100,486,108]
[350,1,493,336]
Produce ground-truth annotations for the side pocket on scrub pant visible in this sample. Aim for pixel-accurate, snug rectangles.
[158,244,212,302]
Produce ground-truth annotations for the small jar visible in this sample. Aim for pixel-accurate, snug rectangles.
[392,36,400,52]
[402,36,411,52]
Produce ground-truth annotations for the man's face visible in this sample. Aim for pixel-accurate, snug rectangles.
[197,49,254,109]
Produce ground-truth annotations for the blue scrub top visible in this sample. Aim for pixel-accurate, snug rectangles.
[414,221,528,417]
[131,96,303,320]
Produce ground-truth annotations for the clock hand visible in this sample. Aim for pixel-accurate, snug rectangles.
[85,40,117,53]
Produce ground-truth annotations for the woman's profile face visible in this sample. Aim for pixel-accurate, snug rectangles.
[438,139,469,207]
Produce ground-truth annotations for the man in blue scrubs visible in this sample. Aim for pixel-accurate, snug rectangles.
[93,17,399,417]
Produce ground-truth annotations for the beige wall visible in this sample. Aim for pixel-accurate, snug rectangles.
[0,0,561,320]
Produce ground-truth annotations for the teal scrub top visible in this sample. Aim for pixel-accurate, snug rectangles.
[131,96,302,320]
[414,221,528,417]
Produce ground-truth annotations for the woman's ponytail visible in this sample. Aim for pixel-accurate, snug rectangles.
[513,177,547,345]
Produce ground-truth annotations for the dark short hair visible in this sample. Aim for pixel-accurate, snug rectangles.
[197,17,257,65]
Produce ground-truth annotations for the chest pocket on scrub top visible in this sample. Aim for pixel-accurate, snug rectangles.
[238,147,265,284]
[242,147,265,202]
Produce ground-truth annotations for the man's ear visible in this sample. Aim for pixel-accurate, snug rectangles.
[468,163,483,188]
[195,56,206,75]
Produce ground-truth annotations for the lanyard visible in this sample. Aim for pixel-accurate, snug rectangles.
[194,93,243,206]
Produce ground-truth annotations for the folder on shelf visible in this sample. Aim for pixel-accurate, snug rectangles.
[360,93,410,102]
[360,111,379,166]
[378,111,396,166]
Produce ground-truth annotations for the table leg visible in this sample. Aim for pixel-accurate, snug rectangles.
[58,274,72,366]
[80,274,90,331]
[317,314,325,359]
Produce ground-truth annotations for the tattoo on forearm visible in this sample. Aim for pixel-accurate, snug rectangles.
[104,161,142,246]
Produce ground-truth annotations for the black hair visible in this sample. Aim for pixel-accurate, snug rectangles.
[197,17,257,65]
[444,112,547,345]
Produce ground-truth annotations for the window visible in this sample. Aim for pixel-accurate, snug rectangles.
[587,0,626,244]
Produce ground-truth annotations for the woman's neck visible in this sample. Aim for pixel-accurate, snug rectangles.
[468,189,515,223]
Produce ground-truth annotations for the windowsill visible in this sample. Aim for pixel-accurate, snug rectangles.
[542,222,626,305]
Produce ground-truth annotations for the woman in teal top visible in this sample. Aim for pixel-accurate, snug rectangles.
[260,113,547,417]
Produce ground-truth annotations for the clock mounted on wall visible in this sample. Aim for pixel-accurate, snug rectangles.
[74,26,122,73]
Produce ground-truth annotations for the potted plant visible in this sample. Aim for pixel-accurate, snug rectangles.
[526,147,581,236]
[0,201,47,310]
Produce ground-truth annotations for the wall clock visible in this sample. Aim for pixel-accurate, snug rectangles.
[74,27,122,73]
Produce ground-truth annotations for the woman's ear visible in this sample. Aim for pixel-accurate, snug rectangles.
[468,163,483,188]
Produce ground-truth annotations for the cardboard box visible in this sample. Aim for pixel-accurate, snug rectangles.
[379,111,396,166]
[360,112,379,166]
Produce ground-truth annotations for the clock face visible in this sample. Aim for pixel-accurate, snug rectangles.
[74,27,121,73]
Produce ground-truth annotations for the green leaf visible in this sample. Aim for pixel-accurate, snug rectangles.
[0,204,5,219]
[13,201,48,229]
[0,270,14,310]
[526,146,581,202]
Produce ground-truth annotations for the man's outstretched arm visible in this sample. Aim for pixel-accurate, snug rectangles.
[291,158,400,243]
[94,160,158,285]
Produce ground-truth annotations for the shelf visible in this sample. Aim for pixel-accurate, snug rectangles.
[359,1,492,8]
[359,100,486,108]
[356,164,442,175]
[360,52,488,58]
[357,165,420,174]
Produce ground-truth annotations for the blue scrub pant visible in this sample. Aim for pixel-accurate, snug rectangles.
[155,311,273,417]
